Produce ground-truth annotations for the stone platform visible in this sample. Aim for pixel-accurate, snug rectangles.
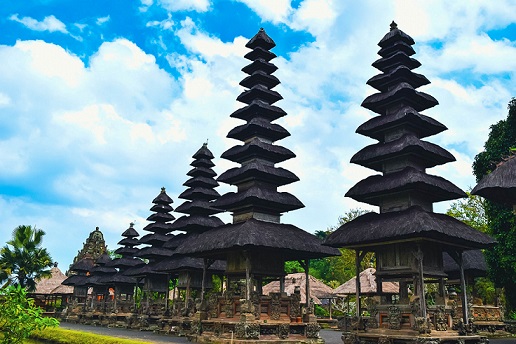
[343,329,488,344]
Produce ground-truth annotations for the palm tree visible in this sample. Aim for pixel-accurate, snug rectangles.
[0,225,53,291]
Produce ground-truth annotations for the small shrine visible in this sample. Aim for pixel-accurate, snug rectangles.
[324,22,495,344]
[69,226,107,270]
[175,28,340,343]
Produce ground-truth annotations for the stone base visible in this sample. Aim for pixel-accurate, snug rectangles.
[343,328,488,344]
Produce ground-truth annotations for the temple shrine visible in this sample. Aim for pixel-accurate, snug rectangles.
[324,22,495,344]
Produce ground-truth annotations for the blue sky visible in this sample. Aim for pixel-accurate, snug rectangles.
[0,0,515,270]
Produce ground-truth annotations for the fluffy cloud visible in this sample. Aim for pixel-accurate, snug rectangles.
[9,14,68,34]
[148,0,211,12]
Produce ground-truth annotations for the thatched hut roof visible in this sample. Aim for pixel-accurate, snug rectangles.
[154,256,226,274]
[324,206,495,250]
[262,273,333,304]
[333,268,399,296]
[443,250,488,280]
[471,155,516,205]
[33,265,68,295]
[174,218,340,260]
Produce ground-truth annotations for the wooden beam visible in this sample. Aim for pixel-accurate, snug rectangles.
[355,250,361,317]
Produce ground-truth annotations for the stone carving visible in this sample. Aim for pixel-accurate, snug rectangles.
[415,316,430,334]
[214,322,222,336]
[378,336,392,344]
[342,332,358,344]
[290,292,301,317]
[191,319,201,335]
[235,321,260,339]
[207,294,219,319]
[435,305,448,331]
[278,323,289,339]
[364,297,378,329]
[251,292,260,319]
[387,305,401,330]
[305,322,320,338]
[270,293,281,320]
[415,339,439,344]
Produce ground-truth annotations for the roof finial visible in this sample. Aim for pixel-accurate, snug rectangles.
[161,186,166,193]
[390,21,398,31]
[204,139,208,147]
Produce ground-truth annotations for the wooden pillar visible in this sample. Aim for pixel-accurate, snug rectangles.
[458,251,469,324]
[355,250,361,317]
[280,275,285,293]
[415,246,427,318]
[164,275,169,312]
[305,259,310,306]
[245,251,251,301]
[201,258,207,302]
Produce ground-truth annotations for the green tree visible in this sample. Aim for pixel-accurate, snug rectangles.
[0,284,59,344]
[472,98,516,313]
[446,192,488,233]
[0,225,53,292]
[309,209,373,284]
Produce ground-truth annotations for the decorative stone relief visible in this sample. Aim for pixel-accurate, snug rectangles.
[378,336,392,344]
[235,321,260,339]
[342,332,358,344]
[306,322,321,338]
[435,305,448,331]
[290,292,301,317]
[387,305,402,330]
[278,323,289,339]
[270,292,281,320]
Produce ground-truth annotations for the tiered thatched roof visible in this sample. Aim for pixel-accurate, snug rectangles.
[325,22,494,250]
[175,28,339,265]
[443,250,488,280]
[33,265,72,295]
[262,273,334,304]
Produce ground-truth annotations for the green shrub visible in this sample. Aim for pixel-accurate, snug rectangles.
[0,285,59,344]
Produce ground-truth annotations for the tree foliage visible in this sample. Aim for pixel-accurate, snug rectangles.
[472,98,516,313]
[0,225,53,292]
[446,192,488,233]
[0,284,59,344]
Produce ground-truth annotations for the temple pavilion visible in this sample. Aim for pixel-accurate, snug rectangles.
[324,22,495,344]
[174,28,339,342]
[472,155,516,210]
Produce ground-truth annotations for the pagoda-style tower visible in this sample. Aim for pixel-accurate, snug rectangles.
[325,22,494,341]
[175,28,339,342]
[156,143,225,315]
[69,226,107,270]
[85,252,117,314]
[104,222,145,313]
[125,188,175,313]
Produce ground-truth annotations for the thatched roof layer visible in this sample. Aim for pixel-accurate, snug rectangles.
[356,106,447,141]
[372,51,421,73]
[367,65,429,92]
[169,214,224,232]
[351,134,456,171]
[240,71,280,89]
[117,237,139,247]
[121,223,139,238]
[187,166,217,178]
[213,186,304,213]
[346,166,466,205]
[333,268,399,295]
[174,218,340,260]
[242,59,277,75]
[175,200,221,215]
[61,274,88,286]
[262,273,334,304]
[221,138,295,164]
[471,156,516,205]
[237,84,283,105]
[183,176,219,188]
[246,28,276,50]
[218,161,299,187]
[34,266,68,294]
[227,117,290,142]
[154,256,226,273]
[146,212,175,223]
[324,206,495,249]
[378,41,415,58]
[244,46,276,62]
[378,24,415,47]
[231,100,287,122]
[179,187,220,201]
[362,82,438,115]
[191,158,215,168]
[69,257,94,272]
[443,250,488,279]
[138,232,169,245]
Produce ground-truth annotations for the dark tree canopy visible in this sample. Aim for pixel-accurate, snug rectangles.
[472,98,516,314]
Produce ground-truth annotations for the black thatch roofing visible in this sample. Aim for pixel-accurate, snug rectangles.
[154,256,226,274]
[213,186,304,213]
[169,215,224,232]
[356,106,447,141]
[114,246,139,256]
[162,233,189,249]
[178,187,220,201]
[152,188,173,204]
[193,143,215,160]
[174,218,340,260]
[378,22,415,48]
[231,100,287,122]
[244,46,276,62]
[372,51,421,73]
[191,158,215,168]
[70,257,94,272]
[471,156,516,205]
[61,274,88,286]
[121,223,139,238]
[237,84,283,105]
[351,133,455,171]
[227,117,290,142]
[367,65,429,92]
[150,203,174,213]
[218,161,299,187]
[117,237,139,247]
[122,264,167,278]
[105,257,145,269]
[221,138,295,164]
[362,82,438,115]
[378,40,415,58]
[95,252,112,265]
[142,222,174,234]
[242,58,277,75]
[240,71,280,89]
[99,273,138,286]
[324,206,495,249]
[146,212,175,223]
[187,166,217,178]
[246,28,276,50]
[135,246,173,260]
[183,176,219,188]
[175,200,221,215]
[443,250,488,279]
[346,166,466,205]
[139,232,169,245]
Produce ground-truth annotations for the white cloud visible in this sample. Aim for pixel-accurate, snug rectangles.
[96,15,110,25]
[236,0,292,23]
[9,14,68,34]
[156,0,210,12]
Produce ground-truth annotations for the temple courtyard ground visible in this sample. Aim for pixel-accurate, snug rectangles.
[59,323,516,344]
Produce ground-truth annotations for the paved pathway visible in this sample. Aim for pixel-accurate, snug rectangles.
[59,323,516,344]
